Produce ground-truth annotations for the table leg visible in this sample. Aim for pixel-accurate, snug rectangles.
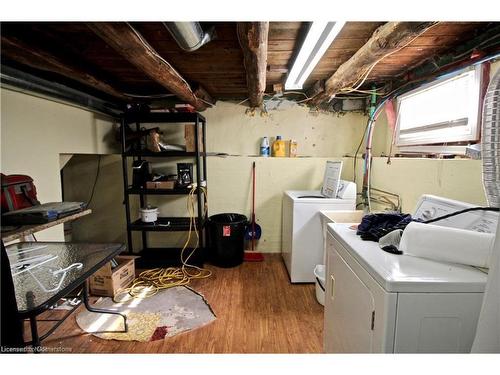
[82,280,128,333]
[29,316,40,351]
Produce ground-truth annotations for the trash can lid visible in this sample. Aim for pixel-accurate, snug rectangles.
[209,213,247,224]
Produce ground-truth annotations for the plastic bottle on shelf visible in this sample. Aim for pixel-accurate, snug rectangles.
[272,136,286,157]
[289,139,298,157]
[260,137,270,157]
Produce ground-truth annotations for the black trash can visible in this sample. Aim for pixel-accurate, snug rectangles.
[208,213,248,268]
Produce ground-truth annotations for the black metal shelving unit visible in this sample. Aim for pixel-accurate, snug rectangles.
[120,112,208,268]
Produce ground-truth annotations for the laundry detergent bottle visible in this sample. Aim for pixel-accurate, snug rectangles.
[260,136,270,157]
[272,136,286,157]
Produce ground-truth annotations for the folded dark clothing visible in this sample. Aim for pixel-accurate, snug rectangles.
[356,212,415,242]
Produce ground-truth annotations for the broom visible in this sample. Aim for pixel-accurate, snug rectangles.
[244,162,264,262]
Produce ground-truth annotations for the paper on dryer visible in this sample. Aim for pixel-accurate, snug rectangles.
[321,160,343,198]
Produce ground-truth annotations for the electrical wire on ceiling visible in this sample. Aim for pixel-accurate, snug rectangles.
[337,22,441,96]
[448,32,500,61]
[341,88,387,95]
[334,95,371,100]
[114,186,211,301]
[383,51,500,100]
[282,91,309,98]
[126,23,214,108]
[378,30,500,100]
[272,91,312,104]
[238,93,276,107]
[269,29,423,106]
[123,93,176,99]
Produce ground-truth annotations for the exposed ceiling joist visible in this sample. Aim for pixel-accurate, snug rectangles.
[1,35,128,101]
[310,22,438,105]
[86,22,209,111]
[237,22,269,108]
[193,84,216,106]
[1,22,493,106]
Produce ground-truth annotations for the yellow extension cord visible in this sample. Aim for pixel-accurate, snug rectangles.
[114,186,212,302]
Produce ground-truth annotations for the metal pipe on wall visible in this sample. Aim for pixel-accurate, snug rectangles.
[0,65,123,118]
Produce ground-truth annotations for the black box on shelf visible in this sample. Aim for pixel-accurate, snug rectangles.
[177,163,193,187]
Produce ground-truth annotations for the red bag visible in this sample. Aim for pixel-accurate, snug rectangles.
[1,174,40,213]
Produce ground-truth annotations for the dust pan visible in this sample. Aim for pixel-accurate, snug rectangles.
[244,249,264,262]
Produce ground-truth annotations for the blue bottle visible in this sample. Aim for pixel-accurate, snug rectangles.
[260,137,270,157]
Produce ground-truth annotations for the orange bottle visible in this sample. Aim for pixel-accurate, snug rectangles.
[272,136,286,157]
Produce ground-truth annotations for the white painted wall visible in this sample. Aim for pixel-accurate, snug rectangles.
[354,157,485,213]
[204,100,367,157]
[204,156,352,252]
[0,88,118,240]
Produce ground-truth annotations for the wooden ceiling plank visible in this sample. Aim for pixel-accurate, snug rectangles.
[87,22,208,111]
[268,28,303,40]
[267,40,296,51]
[269,22,303,30]
[311,22,438,104]
[1,35,128,101]
[421,22,484,36]
[237,22,270,108]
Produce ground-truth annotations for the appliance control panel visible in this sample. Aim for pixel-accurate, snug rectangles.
[413,195,498,234]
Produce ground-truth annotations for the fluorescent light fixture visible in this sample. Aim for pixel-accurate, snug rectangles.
[285,21,346,90]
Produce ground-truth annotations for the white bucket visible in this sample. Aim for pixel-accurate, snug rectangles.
[314,264,325,306]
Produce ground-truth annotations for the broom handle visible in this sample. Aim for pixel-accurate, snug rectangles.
[252,161,256,252]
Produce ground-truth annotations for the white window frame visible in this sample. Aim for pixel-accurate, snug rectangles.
[395,65,483,149]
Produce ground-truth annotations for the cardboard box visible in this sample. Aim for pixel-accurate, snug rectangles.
[89,256,136,297]
[146,180,176,190]
[185,124,205,153]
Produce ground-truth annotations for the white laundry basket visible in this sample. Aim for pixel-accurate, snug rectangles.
[314,264,326,306]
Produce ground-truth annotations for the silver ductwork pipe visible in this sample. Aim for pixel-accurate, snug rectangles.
[482,68,500,208]
[163,22,214,52]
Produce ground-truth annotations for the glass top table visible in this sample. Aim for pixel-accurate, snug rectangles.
[6,242,125,316]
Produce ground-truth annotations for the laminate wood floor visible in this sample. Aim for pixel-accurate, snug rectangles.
[31,254,324,353]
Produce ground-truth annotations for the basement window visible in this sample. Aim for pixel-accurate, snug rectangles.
[395,65,483,151]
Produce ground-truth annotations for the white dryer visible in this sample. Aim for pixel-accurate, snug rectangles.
[324,195,498,353]
[281,181,356,283]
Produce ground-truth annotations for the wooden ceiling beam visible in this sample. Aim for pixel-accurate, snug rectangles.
[1,35,128,101]
[237,22,269,108]
[310,22,438,105]
[87,22,208,111]
[193,84,216,106]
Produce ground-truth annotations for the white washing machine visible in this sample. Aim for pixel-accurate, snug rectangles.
[281,181,356,283]
[324,195,498,353]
